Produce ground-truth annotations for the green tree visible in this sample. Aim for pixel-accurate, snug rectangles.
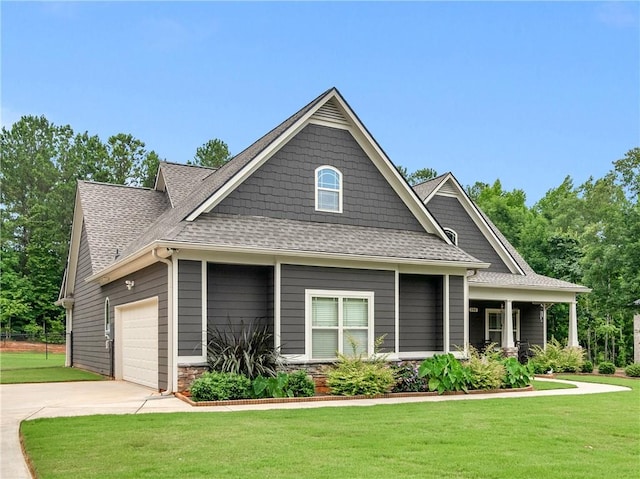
[396,165,438,186]
[190,138,231,168]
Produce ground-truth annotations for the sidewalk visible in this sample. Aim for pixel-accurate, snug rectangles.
[1,378,631,479]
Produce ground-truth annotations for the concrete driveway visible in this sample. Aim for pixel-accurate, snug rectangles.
[1,379,631,479]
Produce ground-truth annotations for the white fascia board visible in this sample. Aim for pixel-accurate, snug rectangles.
[62,190,84,298]
[328,94,451,242]
[469,285,579,303]
[428,174,525,275]
[85,242,172,285]
[185,92,338,222]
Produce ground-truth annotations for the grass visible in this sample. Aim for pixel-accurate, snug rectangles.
[0,352,104,384]
[531,379,577,390]
[21,376,639,479]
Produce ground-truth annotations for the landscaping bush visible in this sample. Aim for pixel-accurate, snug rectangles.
[598,361,616,375]
[418,354,471,394]
[285,370,315,397]
[624,363,640,377]
[581,360,594,373]
[466,344,505,391]
[252,371,315,398]
[392,362,429,392]
[528,338,584,373]
[207,318,282,379]
[501,357,533,389]
[326,336,396,397]
[190,371,252,401]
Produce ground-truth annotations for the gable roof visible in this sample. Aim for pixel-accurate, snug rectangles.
[414,173,590,293]
[155,162,217,207]
[78,181,170,273]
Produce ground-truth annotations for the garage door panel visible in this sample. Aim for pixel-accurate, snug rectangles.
[118,298,158,389]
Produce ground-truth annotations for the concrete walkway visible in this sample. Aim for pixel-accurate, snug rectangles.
[1,378,631,479]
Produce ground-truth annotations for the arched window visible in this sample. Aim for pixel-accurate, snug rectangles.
[444,228,458,246]
[315,166,342,213]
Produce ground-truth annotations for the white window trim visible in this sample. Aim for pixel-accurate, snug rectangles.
[305,289,374,360]
[443,228,458,246]
[104,297,111,340]
[485,308,520,343]
[315,165,343,213]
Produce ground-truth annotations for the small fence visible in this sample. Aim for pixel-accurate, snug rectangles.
[1,333,66,357]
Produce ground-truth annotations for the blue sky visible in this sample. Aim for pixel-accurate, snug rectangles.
[2,1,638,204]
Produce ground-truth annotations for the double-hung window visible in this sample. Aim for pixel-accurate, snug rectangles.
[307,290,373,359]
[315,166,342,213]
[485,308,520,344]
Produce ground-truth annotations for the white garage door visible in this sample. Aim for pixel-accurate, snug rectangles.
[117,297,158,389]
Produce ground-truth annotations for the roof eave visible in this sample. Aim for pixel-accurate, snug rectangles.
[469,280,591,294]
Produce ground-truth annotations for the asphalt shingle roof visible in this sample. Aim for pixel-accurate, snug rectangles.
[172,213,482,264]
[78,181,170,273]
[159,162,217,207]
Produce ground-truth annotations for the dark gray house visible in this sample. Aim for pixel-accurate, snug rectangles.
[57,88,589,392]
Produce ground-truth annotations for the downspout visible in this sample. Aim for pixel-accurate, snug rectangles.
[153,248,174,394]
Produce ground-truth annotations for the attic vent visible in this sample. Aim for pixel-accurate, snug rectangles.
[438,180,457,196]
[311,99,350,126]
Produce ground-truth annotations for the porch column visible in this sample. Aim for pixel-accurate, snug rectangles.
[502,300,516,357]
[567,301,579,348]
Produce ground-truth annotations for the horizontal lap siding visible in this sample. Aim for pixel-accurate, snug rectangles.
[449,276,465,351]
[215,124,423,232]
[177,260,202,356]
[427,195,511,273]
[399,274,443,351]
[72,225,111,375]
[104,262,168,390]
[280,265,395,355]
[519,303,543,348]
[207,264,274,342]
[72,224,169,390]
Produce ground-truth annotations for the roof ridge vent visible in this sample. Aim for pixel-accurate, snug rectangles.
[310,98,350,126]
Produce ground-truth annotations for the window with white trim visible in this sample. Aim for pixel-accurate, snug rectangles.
[443,228,458,245]
[315,166,342,213]
[104,297,111,340]
[485,308,520,344]
[307,290,373,359]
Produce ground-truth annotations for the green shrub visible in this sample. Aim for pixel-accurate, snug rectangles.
[502,357,533,389]
[466,344,505,390]
[285,370,315,397]
[207,319,282,379]
[326,336,396,397]
[581,360,594,373]
[190,371,252,401]
[392,362,429,392]
[598,361,616,375]
[253,371,316,398]
[418,354,471,395]
[528,338,584,373]
[624,363,640,377]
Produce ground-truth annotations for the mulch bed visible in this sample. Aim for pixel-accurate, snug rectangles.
[176,385,534,407]
[0,341,66,354]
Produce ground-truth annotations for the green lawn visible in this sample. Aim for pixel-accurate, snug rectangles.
[21,376,639,479]
[531,379,577,391]
[0,352,104,384]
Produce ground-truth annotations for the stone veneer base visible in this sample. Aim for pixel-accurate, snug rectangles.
[175,385,533,407]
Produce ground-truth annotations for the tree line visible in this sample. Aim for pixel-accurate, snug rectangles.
[2,115,638,365]
[0,115,230,337]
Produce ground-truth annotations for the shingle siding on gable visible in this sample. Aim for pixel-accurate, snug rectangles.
[279,264,395,355]
[398,274,443,351]
[427,195,511,273]
[215,124,424,232]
